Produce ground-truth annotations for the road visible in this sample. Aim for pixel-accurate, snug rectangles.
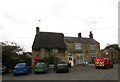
[2,64,118,80]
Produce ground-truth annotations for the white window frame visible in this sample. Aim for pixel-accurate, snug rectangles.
[91,53,96,58]
[90,44,94,50]
[75,43,81,50]
[52,49,58,53]
[40,48,45,53]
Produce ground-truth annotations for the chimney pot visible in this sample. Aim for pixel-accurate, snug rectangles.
[36,27,40,34]
[89,31,93,39]
[78,32,81,38]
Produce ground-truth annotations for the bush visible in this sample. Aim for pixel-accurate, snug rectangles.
[42,53,59,65]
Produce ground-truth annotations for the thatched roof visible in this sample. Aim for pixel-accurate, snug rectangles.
[32,32,66,50]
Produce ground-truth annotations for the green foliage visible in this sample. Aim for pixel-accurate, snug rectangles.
[19,54,31,66]
[105,44,120,51]
[1,41,31,71]
[42,53,59,65]
[105,44,120,63]
[2,44,21,70]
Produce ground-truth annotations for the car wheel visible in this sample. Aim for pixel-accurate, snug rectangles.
[111,65,113,68]
[29,70,31,73]
[66,69,69,73]
[66,71,68,73]
[45,71,47,73]
[67,69,69,73]
[96,67,99,69]
[26,71,29,75]
[56,70,58,73]
[13,74,16,76]
[105,65,109,69]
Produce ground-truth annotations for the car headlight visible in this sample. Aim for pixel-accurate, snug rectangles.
[3,67,6,69]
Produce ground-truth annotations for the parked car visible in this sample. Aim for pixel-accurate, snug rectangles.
[95,58,113,69]
[13,63,31,76]
[0,64,7,74]
[34,62,48,74]
[80,62,88,66]
[2,65,7,74]
[54,62,69,73]
[48,63,54,69]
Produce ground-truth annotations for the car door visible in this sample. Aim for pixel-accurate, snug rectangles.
[44,65,47,71]
[25,64,31,73]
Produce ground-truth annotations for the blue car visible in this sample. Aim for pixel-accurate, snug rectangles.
[13,63,31,76]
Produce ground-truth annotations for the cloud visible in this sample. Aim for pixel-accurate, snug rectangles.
[79,17,103,31]
[3,13,27,26]
[3,14,16,21]
[0,24,5,29]
[81,18,98,26]
[0,0,118,51]
[52,1,70,14]
[110,0,119,8]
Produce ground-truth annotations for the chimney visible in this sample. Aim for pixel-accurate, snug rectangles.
[78,32,82,38]
[89,31,93,39]
[36,27,40,34]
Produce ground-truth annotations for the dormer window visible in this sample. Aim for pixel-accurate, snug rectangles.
[40,48,45,53]
[51,49,58,53]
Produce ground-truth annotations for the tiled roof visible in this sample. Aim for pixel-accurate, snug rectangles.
[83,38,100,45]
[64,37,87,43]
[64,36,99,45]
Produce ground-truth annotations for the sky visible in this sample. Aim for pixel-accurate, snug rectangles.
[0,0,119,52]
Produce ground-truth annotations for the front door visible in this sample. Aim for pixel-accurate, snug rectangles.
[69,55,74,66]
[76,54,84,64]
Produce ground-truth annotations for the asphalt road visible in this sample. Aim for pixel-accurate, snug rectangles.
[2,64,118,80]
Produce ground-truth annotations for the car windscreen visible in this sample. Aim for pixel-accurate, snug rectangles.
[36,63,45,68]
[57,63,67,66]
[16,63,26,66]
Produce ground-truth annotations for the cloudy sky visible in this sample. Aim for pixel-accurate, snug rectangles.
[0,0,119,52]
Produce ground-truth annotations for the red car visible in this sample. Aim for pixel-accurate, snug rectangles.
[95,58,113,69]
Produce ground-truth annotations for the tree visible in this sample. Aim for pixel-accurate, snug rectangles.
[1,41,24,70]
[19,53,31,66]
[42,53,60,65]
[105,44,120,63]
[105,44,120,51]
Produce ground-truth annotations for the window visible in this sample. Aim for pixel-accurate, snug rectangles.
[51,49,58,53]
[75,43,81,50]
[91,53,96,58]
[40,48,45,53]
[90,44,94,50]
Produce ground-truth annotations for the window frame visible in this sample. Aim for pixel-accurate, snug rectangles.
[75,43,81,50]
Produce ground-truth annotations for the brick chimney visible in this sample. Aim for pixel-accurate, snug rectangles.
[89,31,93,39]
[78,32,82,38]
[36,27,40,34]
